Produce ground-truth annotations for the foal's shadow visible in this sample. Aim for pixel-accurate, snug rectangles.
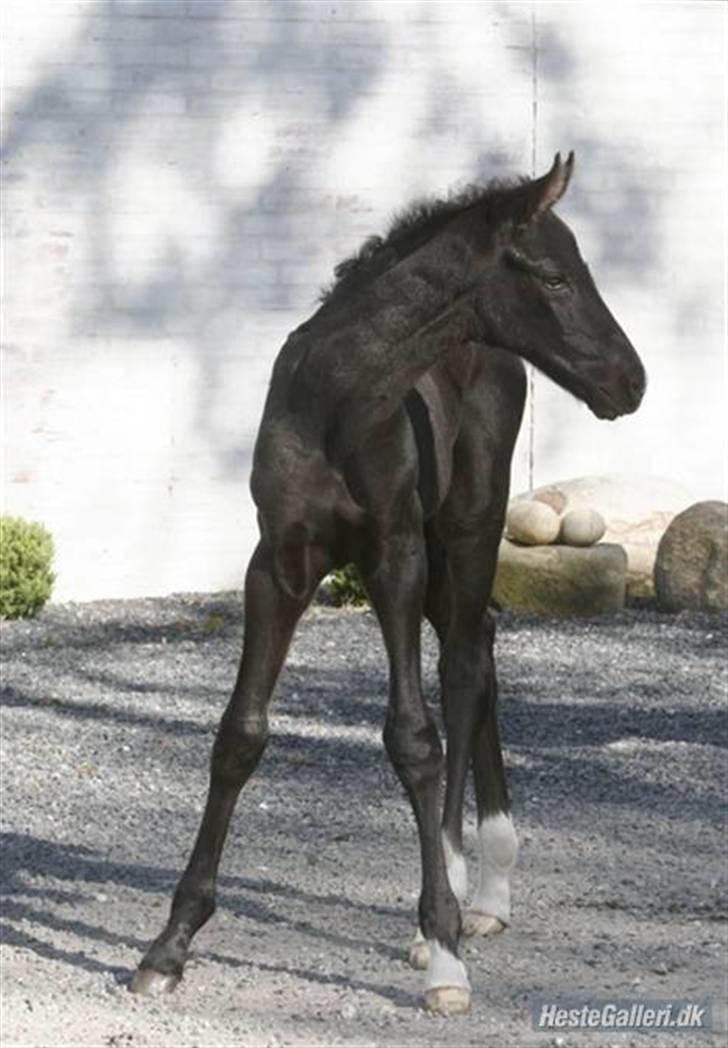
[0,831,416,1006]
[193,951,421,1010]
[0,919,418,1009]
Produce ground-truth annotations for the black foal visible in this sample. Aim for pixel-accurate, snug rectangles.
[131,153,645,1013]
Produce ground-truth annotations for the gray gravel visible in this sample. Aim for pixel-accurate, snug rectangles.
[1,594,726,1047]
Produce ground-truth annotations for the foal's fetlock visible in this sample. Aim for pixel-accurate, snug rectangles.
[465,811,517,939]
[408,909,463,970]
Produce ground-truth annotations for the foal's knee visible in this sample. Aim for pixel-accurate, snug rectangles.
[212,713,268,784]
[383,716,443,792]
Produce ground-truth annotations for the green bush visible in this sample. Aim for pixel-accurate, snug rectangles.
[326,563,369,607]
[0,516,55,619]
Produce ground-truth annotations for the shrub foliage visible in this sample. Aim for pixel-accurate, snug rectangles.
[326,563,369,607]
[0,516,55,619]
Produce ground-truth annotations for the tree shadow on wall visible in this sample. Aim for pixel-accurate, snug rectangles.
[3,0,679,491]
[3,0,392,477]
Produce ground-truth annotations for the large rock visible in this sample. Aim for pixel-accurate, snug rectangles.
[532,487,568,514]
[512,475,695,599]
[654,501,728,612]
[493,539,627,617]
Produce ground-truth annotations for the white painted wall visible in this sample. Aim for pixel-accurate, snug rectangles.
[2,1,725,601]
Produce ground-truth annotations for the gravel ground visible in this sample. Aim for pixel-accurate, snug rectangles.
[1,593,726,1048]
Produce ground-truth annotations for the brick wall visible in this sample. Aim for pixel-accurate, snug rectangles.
[2,1,725,600]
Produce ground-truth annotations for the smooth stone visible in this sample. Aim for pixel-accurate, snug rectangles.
[506,500,560,546]
[512,474,694,598]
[559,507,606,547]
[493,539,627,617]
[654,501,728,612]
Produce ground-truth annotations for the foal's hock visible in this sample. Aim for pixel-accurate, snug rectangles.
[131,153,645,1015]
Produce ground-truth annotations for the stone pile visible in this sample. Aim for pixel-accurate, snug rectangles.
[494,486,622,617]
[492,475,706,617]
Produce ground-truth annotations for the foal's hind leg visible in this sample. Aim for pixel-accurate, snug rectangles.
[407,522,516,968]
[407,524,463,971]
[362,513,470,1015]
[131,540,326,995]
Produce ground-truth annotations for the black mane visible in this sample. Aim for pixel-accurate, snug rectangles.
[321,175,525,304]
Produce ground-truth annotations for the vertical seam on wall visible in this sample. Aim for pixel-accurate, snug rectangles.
[528,1,538,492]
[723,1,728,502]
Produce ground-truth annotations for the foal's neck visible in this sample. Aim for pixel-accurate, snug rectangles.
[300,233,483,417]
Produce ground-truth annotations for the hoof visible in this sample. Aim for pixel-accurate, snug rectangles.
[424,985,471,1015]
[461,910,505,937]
[408,939,430,970]
[129,966,181,995]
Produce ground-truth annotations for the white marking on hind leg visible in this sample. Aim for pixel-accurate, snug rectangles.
[442,830,467,903]
[468,811,518,927]
[425,940,470,992]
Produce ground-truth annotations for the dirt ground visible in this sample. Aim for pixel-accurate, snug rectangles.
[1,594,726,1047]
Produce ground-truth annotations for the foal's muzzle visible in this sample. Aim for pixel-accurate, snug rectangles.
[587,347,647,420]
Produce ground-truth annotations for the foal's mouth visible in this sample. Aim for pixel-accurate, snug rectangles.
[586,378,645,420]
[562,351,647,420]
[542,366,643,421]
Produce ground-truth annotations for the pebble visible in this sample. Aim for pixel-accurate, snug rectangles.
[506,500,561,545]
[559,507,606,547]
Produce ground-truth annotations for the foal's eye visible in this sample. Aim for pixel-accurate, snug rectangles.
[542,274,567,291]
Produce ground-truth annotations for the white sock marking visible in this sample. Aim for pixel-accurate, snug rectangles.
[470,811,518,924]
[441,830,467,902]
[425,939,470,991]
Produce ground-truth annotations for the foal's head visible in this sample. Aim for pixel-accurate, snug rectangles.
[473,153,646,419]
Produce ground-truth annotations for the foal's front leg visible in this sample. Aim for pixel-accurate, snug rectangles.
[131,541,323,995]
[441,532,518,940]
[362,522,470,1015]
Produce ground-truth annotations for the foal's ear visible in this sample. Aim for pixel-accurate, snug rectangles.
[519,151,575,224]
